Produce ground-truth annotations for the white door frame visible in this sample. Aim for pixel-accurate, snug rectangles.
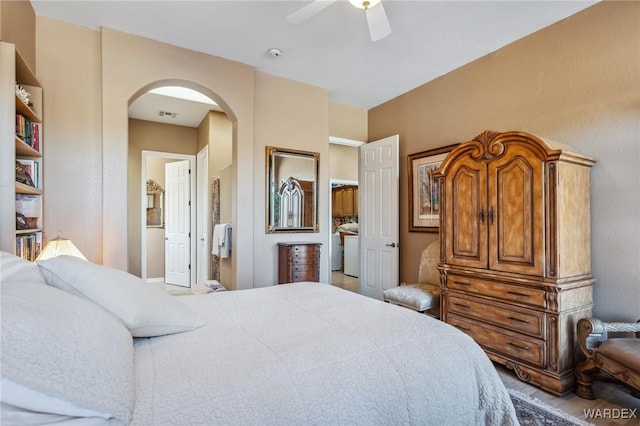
[327,136,364,286]
[328,178,358,281]
[196,146,209,283]
[141,150,196,285]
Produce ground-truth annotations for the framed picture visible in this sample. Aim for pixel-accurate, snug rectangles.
[408,144,458,232]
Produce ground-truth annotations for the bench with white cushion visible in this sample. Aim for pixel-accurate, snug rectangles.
[383,241,441,318]
[383,283,440,317]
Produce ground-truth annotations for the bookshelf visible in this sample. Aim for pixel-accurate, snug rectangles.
[0,42,44,261]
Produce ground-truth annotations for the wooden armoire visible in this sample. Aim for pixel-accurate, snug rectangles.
[435,130,596,395]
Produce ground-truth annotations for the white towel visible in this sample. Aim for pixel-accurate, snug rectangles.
[212,224,231,258]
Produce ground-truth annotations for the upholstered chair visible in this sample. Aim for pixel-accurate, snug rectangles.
[575,317,640,399]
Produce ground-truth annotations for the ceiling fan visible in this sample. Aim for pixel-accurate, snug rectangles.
[286,0,392,42]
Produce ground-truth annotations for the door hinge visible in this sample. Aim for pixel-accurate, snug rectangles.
[189,169,191,174]
[189,232,191,238]
[188,264,191,270]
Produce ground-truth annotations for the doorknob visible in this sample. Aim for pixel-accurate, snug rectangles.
[386,243,397,248]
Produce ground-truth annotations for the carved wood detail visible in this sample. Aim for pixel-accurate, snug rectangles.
[438,130,595,396]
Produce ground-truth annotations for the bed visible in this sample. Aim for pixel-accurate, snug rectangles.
[1,252,517,425]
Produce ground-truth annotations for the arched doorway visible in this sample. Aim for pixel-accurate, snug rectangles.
[128,83,232,288]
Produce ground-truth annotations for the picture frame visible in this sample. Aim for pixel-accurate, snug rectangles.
[408,144,458,232]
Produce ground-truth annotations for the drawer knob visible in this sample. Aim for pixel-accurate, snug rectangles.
[454,324,471,332]
[507,341,530,351]
[453,302,470,309]
[507,315,531,324]
[507,290,530,298]
[454,281,470,286]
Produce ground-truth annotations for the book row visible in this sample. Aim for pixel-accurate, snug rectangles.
[16,232,42,262]
[16,114,40,151]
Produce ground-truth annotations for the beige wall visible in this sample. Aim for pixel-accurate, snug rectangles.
[253,72,330,286]
[197,110,233,285]
[369,1,640,321]
[0,0,35,71]
[128,118,198,277]
[36,18,102,262]
[329,144,359,182]
[219,165,233,285]
[329,102,367,141]
[202,110,232,174]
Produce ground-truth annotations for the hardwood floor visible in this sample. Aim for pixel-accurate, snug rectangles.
[497,364,640,425]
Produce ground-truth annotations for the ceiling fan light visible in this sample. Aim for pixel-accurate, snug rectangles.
[349,0,381,10]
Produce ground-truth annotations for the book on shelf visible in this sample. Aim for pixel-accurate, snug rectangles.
[15,159,40,188]
[15,114,40,151]
[15,232,42,262]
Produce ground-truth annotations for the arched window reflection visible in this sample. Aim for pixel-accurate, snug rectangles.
[278,177,304,228]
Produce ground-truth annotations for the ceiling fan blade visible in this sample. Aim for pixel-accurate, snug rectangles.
[286,0,337,25]
[365,1,391,42]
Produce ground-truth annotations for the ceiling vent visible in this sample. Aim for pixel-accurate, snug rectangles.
[158,110,177,118]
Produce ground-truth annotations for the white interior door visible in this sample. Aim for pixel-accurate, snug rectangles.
[196,147,209,284]
[359,135,399,300]
[165,160,191,287]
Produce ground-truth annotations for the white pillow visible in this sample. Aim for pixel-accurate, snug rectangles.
[0,281,133,424]
[0,251,46,285]
[37,256,203,337]
[337,222,358,233]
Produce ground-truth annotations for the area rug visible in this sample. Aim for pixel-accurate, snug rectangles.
[509,389,594,426]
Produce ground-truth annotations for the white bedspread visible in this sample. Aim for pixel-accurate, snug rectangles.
[131,282,517,425]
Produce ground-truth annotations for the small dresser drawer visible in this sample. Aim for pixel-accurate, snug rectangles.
[291,253,318,264]
[447,295,545,337]
[448,314,546,368]
[447,275,546,308]
[278,242,322,284]
[292,263,317,273]
[292,271,318,282]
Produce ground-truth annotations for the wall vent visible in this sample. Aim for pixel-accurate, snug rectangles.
[157,110,178,118]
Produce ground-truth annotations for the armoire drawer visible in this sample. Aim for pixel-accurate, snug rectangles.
[447,295,545,337]
[447,275,546,308]
[448,314,546,368]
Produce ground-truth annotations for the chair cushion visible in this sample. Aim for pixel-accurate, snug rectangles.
[383,284,440,312]
[598,339,640,373]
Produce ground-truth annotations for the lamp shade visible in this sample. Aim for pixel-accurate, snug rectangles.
[36,235,86,261]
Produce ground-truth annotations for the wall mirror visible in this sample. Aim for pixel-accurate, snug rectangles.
[266,146,319,233]
[146,179,164,227]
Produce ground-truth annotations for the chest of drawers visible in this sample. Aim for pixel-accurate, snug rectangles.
[277,242,322,284]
